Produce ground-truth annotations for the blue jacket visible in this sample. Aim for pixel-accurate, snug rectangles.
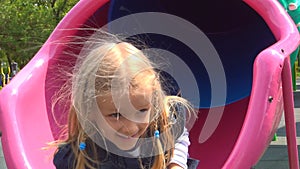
[53,141,199,169]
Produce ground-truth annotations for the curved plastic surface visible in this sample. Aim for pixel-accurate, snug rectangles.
[108,0,274,108]
[0,0,299,169]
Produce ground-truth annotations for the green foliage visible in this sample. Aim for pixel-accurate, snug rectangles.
[0,0,79,68]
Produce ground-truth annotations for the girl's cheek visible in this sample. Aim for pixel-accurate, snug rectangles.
[141,123,149,131]
[102,118,122,131]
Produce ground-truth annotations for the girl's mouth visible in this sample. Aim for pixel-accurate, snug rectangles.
[116,132,139,140]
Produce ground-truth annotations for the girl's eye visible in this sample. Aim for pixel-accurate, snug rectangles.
[139,109,149,113]
[110,113,121,119]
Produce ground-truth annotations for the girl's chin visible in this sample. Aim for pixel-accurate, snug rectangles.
[114,138,139,150]
[103,133,141,151]
[116,143,137,151]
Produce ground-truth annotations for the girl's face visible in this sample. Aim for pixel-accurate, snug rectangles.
[96,87,152,150]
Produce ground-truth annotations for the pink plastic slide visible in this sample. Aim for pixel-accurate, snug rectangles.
[0,0,299,168]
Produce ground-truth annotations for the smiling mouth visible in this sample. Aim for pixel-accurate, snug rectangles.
[116,132,139,139]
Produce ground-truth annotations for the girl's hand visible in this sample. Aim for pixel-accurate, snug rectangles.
[168,163,184,169]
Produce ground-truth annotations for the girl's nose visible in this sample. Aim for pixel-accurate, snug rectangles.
[119,118,139,137]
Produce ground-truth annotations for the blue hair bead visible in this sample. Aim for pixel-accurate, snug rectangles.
[79,142,86,150]
[154,130,160,138]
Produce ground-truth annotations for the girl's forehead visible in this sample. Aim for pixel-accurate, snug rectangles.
[97,89,153,109]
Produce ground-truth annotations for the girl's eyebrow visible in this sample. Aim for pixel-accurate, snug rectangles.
[106,107,118,113]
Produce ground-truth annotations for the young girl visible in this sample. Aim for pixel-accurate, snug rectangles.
[52,30,199,169]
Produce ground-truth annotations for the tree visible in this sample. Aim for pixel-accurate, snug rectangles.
[0,0,79,69]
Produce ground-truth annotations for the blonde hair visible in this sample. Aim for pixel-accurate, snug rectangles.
[53,30,195,169]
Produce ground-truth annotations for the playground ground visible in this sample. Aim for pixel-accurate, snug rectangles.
[1,88,300,168]
[253,107,300,169]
